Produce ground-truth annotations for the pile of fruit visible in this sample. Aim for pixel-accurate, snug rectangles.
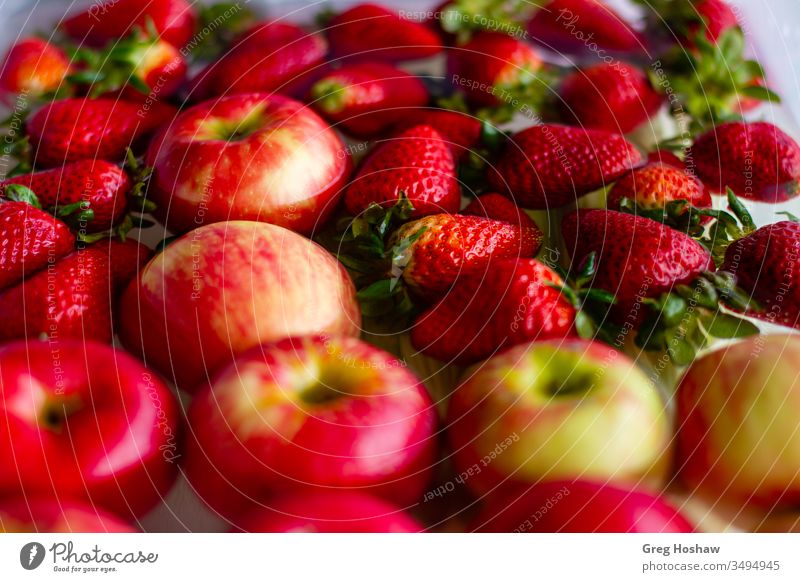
[0,0,799,533]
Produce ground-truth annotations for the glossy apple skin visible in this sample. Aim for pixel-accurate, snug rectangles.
[0,341,180,518]
[119,221,362,392]
[232,491,424,533]
[447,339,670,495]
[474,480,694,533]
[0,497,137,533]
[185,336,438,519]
[677,335,800,510]
[145,93,352,236]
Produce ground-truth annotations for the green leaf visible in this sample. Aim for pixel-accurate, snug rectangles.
[739,84,781,103]
[574,311,597,340]
[666,329,698,366]
[3,184,41,208]
[726,188,757,233]
[701,311,760,339]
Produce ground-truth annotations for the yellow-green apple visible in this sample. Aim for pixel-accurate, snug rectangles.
[474,480,694,533]
[185,336,438,519]
[0,340,180,519]
[446,339,671,495]
[119,221,362,392]
[232,491,423,533]
[677,334,800,510]
[0,498,137,533]
[145,93,352,235]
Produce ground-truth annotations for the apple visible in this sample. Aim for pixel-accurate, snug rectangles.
[119,220,362,392]
[0,340,180,518]
[145,93,352,236]
[0,497,136,533]
[474,480,694,532]
[446,339,671,495]
[677,334,800,510]
[184,335,438,519]
[232,491,424,533]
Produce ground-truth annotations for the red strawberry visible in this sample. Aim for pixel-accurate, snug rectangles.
[1,161,131,232]
[345,124,460,217]
[722,220,800,330]
[690,122,800,202]
[309,63,428,138]
[390,213,542,297]
[0,247,113,342]
[234,21,309,50]
[0,38,70,102]
[0,194,75,292]
[27,98,175,167]
[562,209,713,308]
[447,32,544,107]
[105,238,153,290]
[391,109,482,158]
[691,0,740,45]
[558,62,663,134]
[488,124,643,209]
[62,0,197,49]
[327,3,443,62]
[607,163,712,213]
[189,31,327,100]
[462,193,539,230]
[410,258,576,364]
[527,0,644,55]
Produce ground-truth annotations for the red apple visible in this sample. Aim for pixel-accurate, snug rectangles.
[447,339,671,495]
[232,491,423,533]
[185,336,438,519]
[677,334,800,510]
[119,221,362,392]
[145,93,352,235]
[0,340,180,518]
[0,497,137,533]
[474,480,694,532]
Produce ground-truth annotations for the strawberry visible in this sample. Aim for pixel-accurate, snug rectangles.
[389,213,542,298]
[690,122,800,202]
[647,149,686,169]
[344,124,461,218]
[0,247,113,343]
[189,30,327,100]
[607,163,711,215]
[233,21,309,50]
[410,258,576,364]
[527,0,644,55]
[447,32,545,108]
[558,62,663,134]
[462,193,538,230]
[62,0,198,49]
[326,3,443,62]
[637,0,739,46]
[26,98,176,167]
[104,237,153,291]
[309,63,429,139]
[0,38,70,102]
[390,109,482,158]
[488,124,643,209]
[722,220,800,330]
[0,188,75,292]
[562,209,713,308]
[69,34,187,100]
[693,0,740,44]
[1,160,131,232]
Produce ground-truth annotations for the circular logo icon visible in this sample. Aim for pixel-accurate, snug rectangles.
[20,542,46,570]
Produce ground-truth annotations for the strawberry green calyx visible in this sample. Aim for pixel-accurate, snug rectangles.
[3,183,41,208]
[192,2,257,61]
[651,28,780,130]
[636,271,759,366]
[439,0,537,43]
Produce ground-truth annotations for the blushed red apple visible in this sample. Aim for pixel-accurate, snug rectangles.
[232,491,423,533]
[145,93,352,235]
[447,339,671,495]
[185,336,438,519]
[474,480,694,533]
[0,497,136,533]
[119,221,362,392]
[677,334,800,510]
[0,340,180,518]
